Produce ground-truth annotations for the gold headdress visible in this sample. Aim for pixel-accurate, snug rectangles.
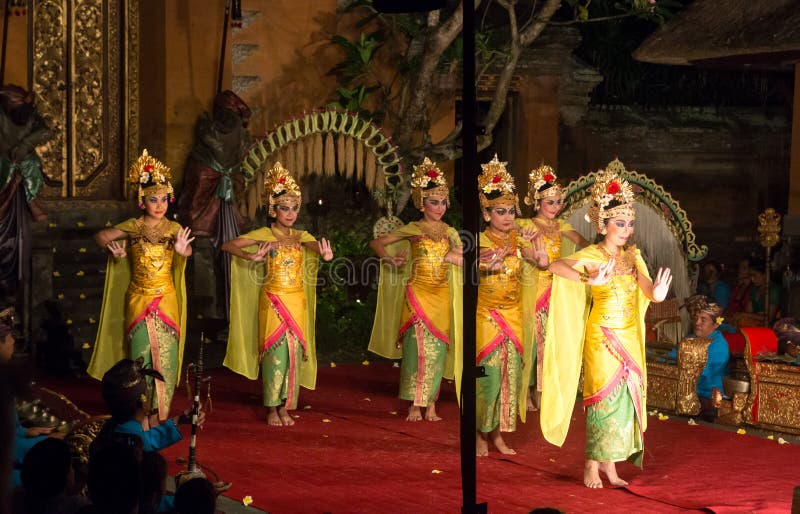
[127,149,174,207]
[525,163,563,209]
[264,162,302,217]
[684,294,724,325]
[410,157,449,210]
[584,159,636,233]
[478,154,519,212]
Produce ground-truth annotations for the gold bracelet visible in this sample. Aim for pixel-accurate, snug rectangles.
[578,269,589,283]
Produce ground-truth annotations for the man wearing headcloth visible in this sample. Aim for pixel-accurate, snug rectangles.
[95,357,202,453]
[0,85,51,297]
[680,295,730,421]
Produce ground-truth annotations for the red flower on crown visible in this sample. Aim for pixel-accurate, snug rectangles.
[144,164,154,172]
[543,173,555,182]
[492,175,501,184]
[607,181,620,195]
[426,170,439,179]
[279,177,286,184]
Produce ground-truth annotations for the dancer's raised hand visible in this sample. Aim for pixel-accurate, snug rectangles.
[483,247,509,272]
[174,227,195,256]
[587,258,615,286]
[250,241,276,262]
[319,238,334,261]
[652,267,673,302]
[106,240,127,258]
[384,249,407,267]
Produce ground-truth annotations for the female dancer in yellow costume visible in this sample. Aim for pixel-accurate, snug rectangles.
[222,162,333,426]
[475,155,547,456]
[541,165,672,488]
[89,150,193,422]
[517,165,588,411]
[369,157,463,422]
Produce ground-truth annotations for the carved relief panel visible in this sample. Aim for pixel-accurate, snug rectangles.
[30,0,139,198]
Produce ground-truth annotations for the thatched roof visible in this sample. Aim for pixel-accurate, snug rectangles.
[633,0,800,69]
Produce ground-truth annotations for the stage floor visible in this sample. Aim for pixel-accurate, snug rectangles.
[43,362,799,513]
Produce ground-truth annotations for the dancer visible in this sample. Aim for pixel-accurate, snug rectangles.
[540,165,672,488]
[518,164,588,411]
[223,162,333,426]
[368,157,463,422]
[88,150,192,423]
[475,155,547,456]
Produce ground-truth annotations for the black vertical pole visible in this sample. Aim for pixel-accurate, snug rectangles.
[459,1,485,513]
[217,0,231,95]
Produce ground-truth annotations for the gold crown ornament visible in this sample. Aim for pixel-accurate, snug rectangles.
[410,157,449,210]
[584,159,636,233]
[264,162,302,217]
[525,163,563,209]
[478,154,519,212]
[128,149,174,208]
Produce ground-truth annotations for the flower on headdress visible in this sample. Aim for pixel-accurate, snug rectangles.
[426,170,439,179]
[543,173,555,182]
[279,177,286,184]
[607,181,620,194]
[716,316,724,325]
[144,164,154,172]
[492,175,501,184]
[140,172,150,184]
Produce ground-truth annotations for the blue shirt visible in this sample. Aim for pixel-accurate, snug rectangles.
[697,329,730,399]
[11,409,47,488]
[113,419,183,452]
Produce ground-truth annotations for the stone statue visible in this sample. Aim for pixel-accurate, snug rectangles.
[177,90,251,236]
[0,85,51,296]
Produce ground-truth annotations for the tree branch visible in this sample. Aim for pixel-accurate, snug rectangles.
[397,1,484,147]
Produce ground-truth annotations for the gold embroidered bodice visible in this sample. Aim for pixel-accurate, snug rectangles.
[408,233,450,287]
[128,218,176,296]
[588,247,638,329]
[264,230,304,294]
[478,230,522,310]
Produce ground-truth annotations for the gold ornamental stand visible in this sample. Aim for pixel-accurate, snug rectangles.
[757,208,782,326]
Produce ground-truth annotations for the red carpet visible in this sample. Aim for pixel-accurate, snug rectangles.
[40,363,799,513]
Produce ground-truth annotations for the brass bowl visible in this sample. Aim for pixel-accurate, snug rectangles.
[723,377,750,396]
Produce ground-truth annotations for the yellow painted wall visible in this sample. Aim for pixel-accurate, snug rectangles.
[0,7,29,87]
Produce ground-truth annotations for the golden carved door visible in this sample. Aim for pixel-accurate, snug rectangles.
[29,0,139,198]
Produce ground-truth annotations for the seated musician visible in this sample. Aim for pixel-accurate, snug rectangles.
[94,358,204,453]
[668,296,730,421]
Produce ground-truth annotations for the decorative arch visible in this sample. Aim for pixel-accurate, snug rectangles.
[241,109,404,216]
[562,159,707,262]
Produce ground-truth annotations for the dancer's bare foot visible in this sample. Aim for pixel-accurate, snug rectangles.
[599,461,628,486]
[278,406,295,426]
[267,407,282,426]
[526,393,537,412]
[584,459,603,489]
[424,403,442,421]
[406,405,423,422]
[476,432,489,457]
[490,429,516,455]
